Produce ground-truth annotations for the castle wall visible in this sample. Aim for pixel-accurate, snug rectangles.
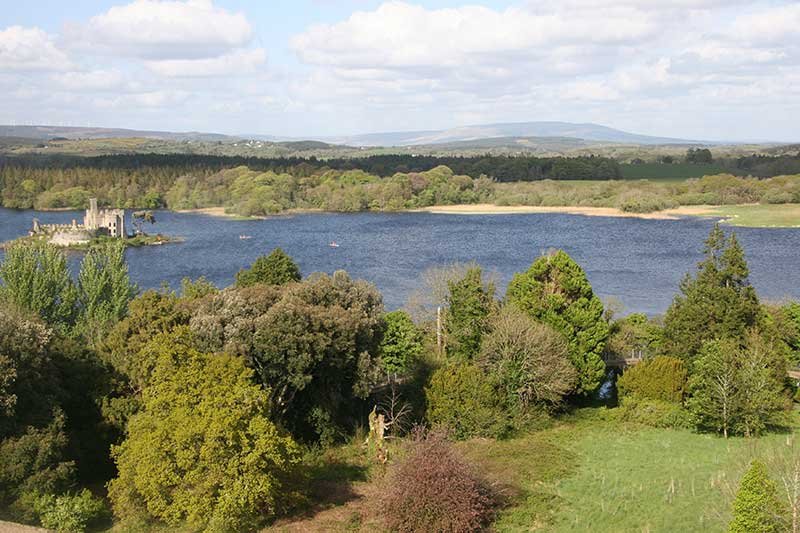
[50,230,92,246]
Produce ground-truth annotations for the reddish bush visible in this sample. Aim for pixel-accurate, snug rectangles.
[379,432,496,532]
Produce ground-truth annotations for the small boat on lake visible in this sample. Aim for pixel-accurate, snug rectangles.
[329,241,340,248]
[239,235,252,240]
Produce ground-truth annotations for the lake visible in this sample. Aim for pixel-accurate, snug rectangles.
[1,207,799,315]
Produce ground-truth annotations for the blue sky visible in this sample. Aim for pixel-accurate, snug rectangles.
[1,0,798,141]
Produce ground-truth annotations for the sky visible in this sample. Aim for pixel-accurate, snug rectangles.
[0,0,798,141]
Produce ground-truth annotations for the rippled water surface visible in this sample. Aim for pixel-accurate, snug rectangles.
[2,208,799,314]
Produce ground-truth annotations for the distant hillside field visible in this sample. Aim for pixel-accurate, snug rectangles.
[620,163,727,180]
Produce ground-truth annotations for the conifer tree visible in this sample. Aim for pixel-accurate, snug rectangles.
[663,225,761,361]
[506,250,608,395]
[729,460,786,533]
[445,267,494,361]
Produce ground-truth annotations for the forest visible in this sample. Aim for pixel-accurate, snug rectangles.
[1,225,800,532]
[2,152,800,217]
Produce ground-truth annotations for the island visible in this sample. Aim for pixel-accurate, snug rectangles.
[2,198,179,249]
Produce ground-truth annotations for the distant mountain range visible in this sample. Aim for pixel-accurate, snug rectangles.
[0,121,710,147]
[0,125,231,142]
[315,121,704,147]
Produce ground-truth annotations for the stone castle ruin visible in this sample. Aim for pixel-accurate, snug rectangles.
[31,198,127,246]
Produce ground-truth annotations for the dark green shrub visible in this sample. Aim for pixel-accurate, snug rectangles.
[0,413,75,510]
[379,432,496,533]
[616,397,693,429]
[425,364,510,439]
[235,248,301,288]
[617,356,688,403]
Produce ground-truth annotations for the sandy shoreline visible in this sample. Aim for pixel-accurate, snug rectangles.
[414,204,722,219]
[175,207,325,219]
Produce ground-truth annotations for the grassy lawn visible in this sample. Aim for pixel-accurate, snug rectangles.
[274,410,798,532]
[705,204,800,228]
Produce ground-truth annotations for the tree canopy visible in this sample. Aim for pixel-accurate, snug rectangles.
[506,250,608,395]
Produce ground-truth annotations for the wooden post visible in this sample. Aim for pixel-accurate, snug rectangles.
[436,306,442,357]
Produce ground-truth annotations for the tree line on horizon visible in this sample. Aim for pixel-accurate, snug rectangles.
[2,156,800,218]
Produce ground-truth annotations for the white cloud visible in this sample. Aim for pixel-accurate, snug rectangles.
[95,90,190,109]
[0,26,71,71]
[145,48,266,77]
[51,69,128,91]
[731,3,800,44]
[70,0,252,60]
[291,2,655,70]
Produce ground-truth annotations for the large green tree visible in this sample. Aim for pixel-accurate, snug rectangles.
[76,241,137,348]
[0,242,78,331]
[445,266,494,361]
[235,248,301,288]
[479,306,577,407]
[251,271,384,443]
[506,250,608,395]
[662,225,761,361]
[108,342,301,532]
[688,334,786,438]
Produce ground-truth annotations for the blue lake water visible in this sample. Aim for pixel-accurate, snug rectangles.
[1,207,799,315]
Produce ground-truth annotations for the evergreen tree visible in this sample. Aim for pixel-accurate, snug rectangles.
[662,225,761,361]
[729,460,785,533]
[506,250,608,395]
[445,267,494,362]
[379,310,423,375]
[235,248,301,287]
[0,242,77,331]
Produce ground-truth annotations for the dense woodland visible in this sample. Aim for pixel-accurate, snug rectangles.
[1,225,800,531]
[1,152,800,217]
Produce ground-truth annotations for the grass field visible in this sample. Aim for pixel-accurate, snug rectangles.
[267,409,799,532]
[702,204,800,228]
[620,163,727,180]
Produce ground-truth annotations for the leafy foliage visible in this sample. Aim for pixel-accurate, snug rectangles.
[688,333,787,438]
[179,276,218,300]
[108,346,301,532]
[617,356,688,403]
[0,242,78,331]
[33,489,109,533]
[250,272,384,443]
[615,397,693,429]
[506,250,608,395]
[235,248,301,288]
[0,413,75,510]
[76,240,137,347]
[445,266,494,361]
[379,310,423,375]
[479,306,577,407]
[425,364,510,440]
[605,313,663,362]
[729,460,785,533]
[379,432,496,533]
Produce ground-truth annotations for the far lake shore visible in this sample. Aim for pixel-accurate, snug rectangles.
[35,202,800,228]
